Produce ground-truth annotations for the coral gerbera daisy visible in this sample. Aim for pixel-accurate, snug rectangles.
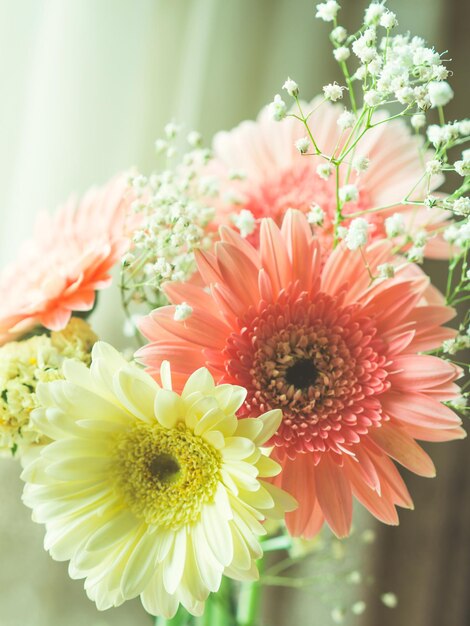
[137,210,465,538]
[0,174,133,344]
[210,99,449,257]
[22,342,295,617]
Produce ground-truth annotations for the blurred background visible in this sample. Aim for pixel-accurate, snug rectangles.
[0,1,468,625]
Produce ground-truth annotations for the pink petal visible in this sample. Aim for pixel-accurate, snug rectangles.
[389,355,459,389]
[259,218,292,294]
[39,306,72,331]
[345,458,399,525]
[282,454,317,537]
[216,242,260,308]
[381,391,462,430]
[368,424,436,477]
[315,454,352,538]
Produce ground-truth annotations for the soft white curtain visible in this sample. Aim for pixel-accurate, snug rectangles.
[0,1,448,625]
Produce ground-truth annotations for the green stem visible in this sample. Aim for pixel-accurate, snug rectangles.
[340,61,357,114]
[212,577,234,626]
[438,105,445,126]
[295,96,321,154]
[236,579,261,626]
[194,577,234,626]
[332,165,342,247]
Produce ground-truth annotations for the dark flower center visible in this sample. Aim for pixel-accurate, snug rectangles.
[149,453,180,483]
[285,358,319,390]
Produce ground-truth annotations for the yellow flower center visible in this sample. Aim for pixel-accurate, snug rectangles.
[113,421,221,529]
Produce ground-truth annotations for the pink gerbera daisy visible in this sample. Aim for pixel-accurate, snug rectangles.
[137,210,464,538]
[210,99,449,257]
[0,174,134,344]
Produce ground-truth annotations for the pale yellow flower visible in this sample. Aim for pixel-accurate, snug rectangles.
[0,318,97,456]
[22,342,296,618]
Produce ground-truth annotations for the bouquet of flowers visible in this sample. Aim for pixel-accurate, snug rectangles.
[1,2,468,624]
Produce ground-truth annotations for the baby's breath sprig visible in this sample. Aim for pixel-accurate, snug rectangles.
[119,126,216,338]
[272,1,469,261]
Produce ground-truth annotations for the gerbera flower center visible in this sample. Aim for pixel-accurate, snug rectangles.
[223,289,390,459]
[148,453,181,483]
[284,358,319,390]
[113,422,221,529]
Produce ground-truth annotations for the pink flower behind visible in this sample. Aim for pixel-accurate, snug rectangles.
[211,99,449,257]
[0,174,133,344]
[137,210,464,538]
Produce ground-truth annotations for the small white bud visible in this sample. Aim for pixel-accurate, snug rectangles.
[396,87,415,105]
[346,570,362,584]
[443,224,459,244]
[352,37,378,63]
[378,263,395,278]
[295,137,310,154]
[316,163,332,180]
[331,607,345,624]
[380,11,398,29]
[407,246,425,263]
[155,139,168,153]
[232,209,256,238]
[361,529,376,543]
[427,124,446,146]
[121,252,135,266]
[368,57,382,76]
[426,159,442,175]
[411,113,426,130]
[339,184,359,203]
[187,131,202,147]
[454,159,470,177]
[414,230,428,247]
[132,174,148,189]
[428,81,454,108]
[364,89,382,107]
[164,122,180,139]
[331,26,347,43]
[353,155,370,173]
[345,217,369,249]
[337,110,356,129]
[452,197,470,216]
[433,65,449,80]
[364,3,384,24]
[351,601,366,616]
[315,0,340,22]
[362,27,376,44]
[425,195,438,209]
[334,46,351,62]
[354,65,368,81]
[458,120,470,136]
[283,77,299,97]
[323,83,345,102]
[173,302,193,322]
[270,94,288,121]
[381,593,398,609]
[385,213,405,238]
[307,204,325,225]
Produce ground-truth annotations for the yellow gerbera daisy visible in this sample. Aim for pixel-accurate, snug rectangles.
[22,342,296,617]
